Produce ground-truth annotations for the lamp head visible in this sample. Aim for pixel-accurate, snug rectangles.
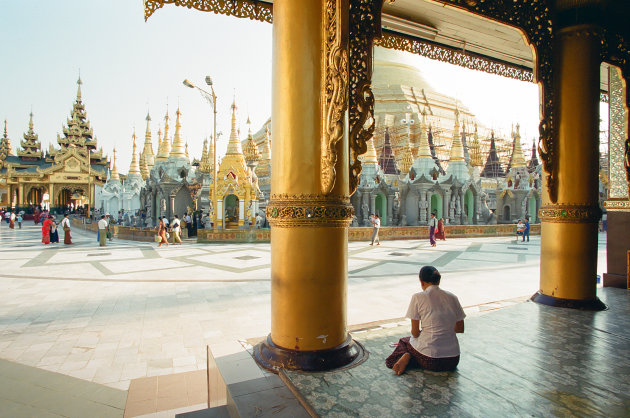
[183,79,194,88]
[205,76,213,86]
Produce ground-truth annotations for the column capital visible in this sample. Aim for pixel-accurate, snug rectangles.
[539,204,602,223]
[266,193,354,228]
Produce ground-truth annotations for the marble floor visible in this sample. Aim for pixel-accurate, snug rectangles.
[284,287,630,417]
[0,222,608,405]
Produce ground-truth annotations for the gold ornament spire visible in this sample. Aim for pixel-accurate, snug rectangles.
[510,123,526,168]
[169,107,186,158]
[256,126,272,177]
[155,109,170,161]
[129,129,141,175]
[18,112,42,159]
[226,97,244,156]
[399,143,414,173]
[199,138,209,173]
[111,148,120,180]
[0,119,13,159]
[143,112,155,168]
[243,118,261,164]
[449,108,465,162]
[470,123,483,167]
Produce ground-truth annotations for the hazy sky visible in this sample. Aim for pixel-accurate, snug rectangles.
[0,0,272,172]
[3,1,601,174]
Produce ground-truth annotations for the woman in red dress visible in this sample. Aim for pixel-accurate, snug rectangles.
[41,216,52,244]
[435,218,446,241]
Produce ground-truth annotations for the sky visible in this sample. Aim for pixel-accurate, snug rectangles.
[0,1,606,174]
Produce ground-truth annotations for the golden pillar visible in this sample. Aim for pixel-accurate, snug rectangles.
[603,66,630,288]
[254,0,364,371]
[533,25,606,309]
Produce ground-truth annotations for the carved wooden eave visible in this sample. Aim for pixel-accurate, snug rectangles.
[144,0,273,23]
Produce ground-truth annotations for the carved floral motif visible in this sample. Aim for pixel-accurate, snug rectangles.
[538,204,602,223]
[348,0,384,196]
[266,193,354,228]
[321,0,349,194]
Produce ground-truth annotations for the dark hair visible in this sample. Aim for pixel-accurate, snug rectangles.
[419,265,441,284]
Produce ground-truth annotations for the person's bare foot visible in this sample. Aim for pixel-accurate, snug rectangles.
[392,353,411,375]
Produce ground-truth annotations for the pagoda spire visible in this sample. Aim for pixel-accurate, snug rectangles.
[128,129,141,176]
[168,107,186,158]
[480,131,503,178]
[0,120,14,159]
[508,123,526,169]
[527,139,539,172]
[142,112,155,168]
[243,116,261,166]
[76,77,82,102]
[139,152,149,180]
[362,137,379,165]
[470,123,483,167]
[155,109,171,161]
[226,97,244,156]
[111,148,120,180]
[378,128,400,175]
[448,108,465,162]
[18,112,42,160]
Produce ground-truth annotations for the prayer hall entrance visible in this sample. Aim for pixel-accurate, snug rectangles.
[58,187,88,212]
[144,0,630,374]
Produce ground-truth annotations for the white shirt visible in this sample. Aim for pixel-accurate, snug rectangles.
[429,217,438,228]
[373,218,380,228]
[61,218,70,228]
[406,285,466,358]
[98,219,108,230]
[163,218,169,226]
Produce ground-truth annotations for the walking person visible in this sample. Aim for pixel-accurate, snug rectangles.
[369,214,381,246]
[50,217,59,243]
[98,215,108,247]
[522,216,530,242]
[156,217,169,247]
[106,213,113,242]
[17,213,22,229]
[435,217,446,241]
[41,216,52,245]
[172,215,182,245]
[386,266,465,374]
[429,212,437,247]
[185,212,193,238]
[61,213,73,244]
[9,212,15,229]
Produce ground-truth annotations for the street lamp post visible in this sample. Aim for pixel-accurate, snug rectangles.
[183,77,218,229]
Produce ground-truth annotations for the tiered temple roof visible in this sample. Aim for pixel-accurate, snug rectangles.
[243,117,262,166]
[17,113,42,160]
[506,123,526,173]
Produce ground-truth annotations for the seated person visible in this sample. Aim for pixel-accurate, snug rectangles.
[386,266,465,374]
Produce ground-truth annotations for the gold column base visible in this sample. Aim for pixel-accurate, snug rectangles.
[253,335,367,373]
[536,204,605,308]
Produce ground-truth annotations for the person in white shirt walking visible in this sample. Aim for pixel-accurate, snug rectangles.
[61,213,73,244]
[98,215,108,247]
[369,214,381,246]
[386,266,465,374]
[429,212,438,247]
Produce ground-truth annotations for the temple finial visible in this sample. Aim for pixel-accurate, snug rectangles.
[76,76,83,101]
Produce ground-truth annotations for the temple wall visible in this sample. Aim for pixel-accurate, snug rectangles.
[73,219,539,244]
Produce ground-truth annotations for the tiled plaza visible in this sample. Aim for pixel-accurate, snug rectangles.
[0,221,608,416]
